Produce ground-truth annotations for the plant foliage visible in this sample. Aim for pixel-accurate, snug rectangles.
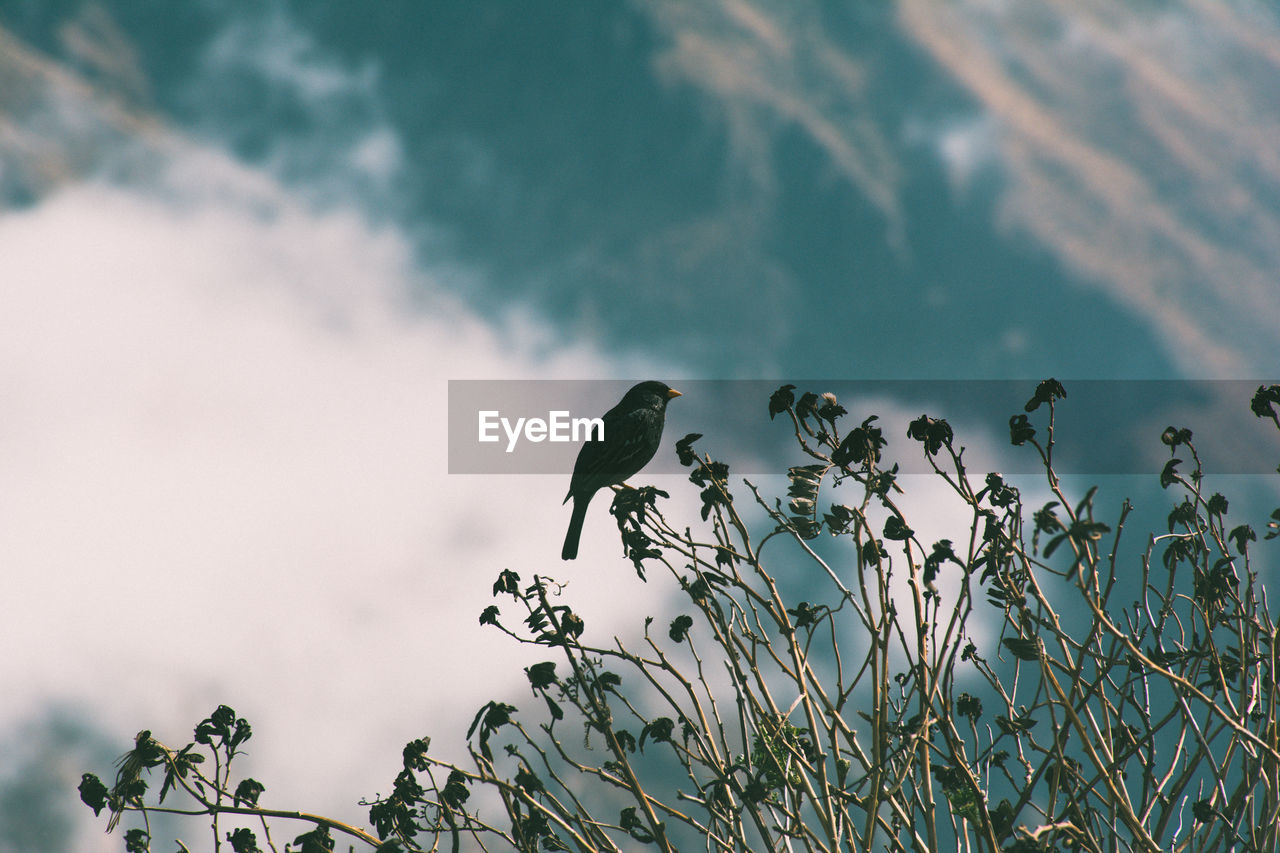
[82,382,1280,852]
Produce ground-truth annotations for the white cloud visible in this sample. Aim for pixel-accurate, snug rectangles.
[177,3,407,215]
[936,115,999,193]
[903,111,1001,196]
[2,4,698,836]
[0,149,670,831]
[202,5,378,104]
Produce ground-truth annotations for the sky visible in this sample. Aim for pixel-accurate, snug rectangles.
[1,2,1279,850]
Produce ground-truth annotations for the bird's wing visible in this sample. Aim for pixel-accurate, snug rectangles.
[569,406,660,491]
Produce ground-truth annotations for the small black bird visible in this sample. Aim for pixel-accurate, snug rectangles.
[562,381,681,560]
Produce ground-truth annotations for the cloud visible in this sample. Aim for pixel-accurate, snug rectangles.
[904,112,1001,195]
[0,148,675,830]
[173,3,407,215]
[1,11,701,838]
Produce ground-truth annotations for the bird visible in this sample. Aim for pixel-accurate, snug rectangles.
[561,381,681,560]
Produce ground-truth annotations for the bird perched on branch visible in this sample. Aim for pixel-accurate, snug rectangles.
[562,381,681,560]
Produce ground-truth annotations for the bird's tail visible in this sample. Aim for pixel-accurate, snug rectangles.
[561,494,591,560]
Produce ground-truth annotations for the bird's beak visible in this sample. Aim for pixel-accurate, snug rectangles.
[667,388,683,399]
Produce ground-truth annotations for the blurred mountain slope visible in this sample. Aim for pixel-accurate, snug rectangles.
[643,0,1280,375]
[895,0,1280,375]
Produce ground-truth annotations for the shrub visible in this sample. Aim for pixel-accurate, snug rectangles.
[82,381,1280,852]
